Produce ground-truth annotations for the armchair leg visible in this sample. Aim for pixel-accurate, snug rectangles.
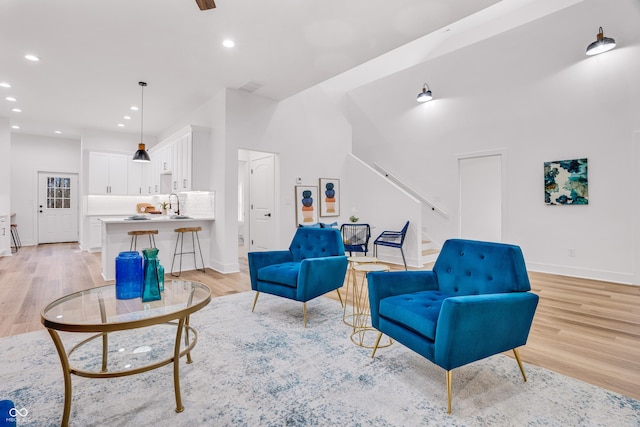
[303,302,307,328]
[370,331,383,358]
[446,370,453,414]
[513,348,527,382]
[336,288,344,308]
[251,292,260,312]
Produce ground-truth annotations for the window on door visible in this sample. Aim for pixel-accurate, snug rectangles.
[46,177,72,209]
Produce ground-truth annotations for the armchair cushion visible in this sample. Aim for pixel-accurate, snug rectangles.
[379,290,449,341]
[257,262,301,288]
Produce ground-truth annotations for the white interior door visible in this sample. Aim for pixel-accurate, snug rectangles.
[38,172,79,243]
[249,153,275,252]
[459,155,502,242]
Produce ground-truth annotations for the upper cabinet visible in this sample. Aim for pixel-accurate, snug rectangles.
[88,126,210,197]
[151,125,210,193]
[88,152,129,195]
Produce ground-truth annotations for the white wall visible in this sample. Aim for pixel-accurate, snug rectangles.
[346,0,640,283]
[10,133,81,246]
[0,118,10,256]
[0,118,10,216]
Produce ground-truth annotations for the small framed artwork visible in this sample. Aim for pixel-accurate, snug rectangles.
[319,178,340,217]
[544,158,589,205]
[295,185,318,225]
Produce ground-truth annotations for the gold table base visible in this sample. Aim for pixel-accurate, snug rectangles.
[344,258,393,349]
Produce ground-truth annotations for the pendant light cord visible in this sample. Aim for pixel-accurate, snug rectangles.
[139,81,147,145]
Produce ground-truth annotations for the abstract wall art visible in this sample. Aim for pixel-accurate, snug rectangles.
[544,158,589,205]
[319,178,340,217]
[295,185,318,225]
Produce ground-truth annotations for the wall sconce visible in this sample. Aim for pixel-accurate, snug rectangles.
[586,27,616,56]
[416,83,433,103]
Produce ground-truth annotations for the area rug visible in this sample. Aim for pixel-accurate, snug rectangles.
[0,292,638,426]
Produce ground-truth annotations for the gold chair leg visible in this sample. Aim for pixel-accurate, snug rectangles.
[370,331,383,358]
[446,370,453,414]
[336,288,344,308]
[513,348,527,382]
[303,302,307,328]
[251,292,260,312]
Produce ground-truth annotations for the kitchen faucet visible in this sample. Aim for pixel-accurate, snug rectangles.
[168,193,180,216]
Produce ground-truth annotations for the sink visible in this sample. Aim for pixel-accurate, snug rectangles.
[170,215,192,219]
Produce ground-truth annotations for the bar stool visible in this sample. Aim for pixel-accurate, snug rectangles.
[171,227,205,277]
[128,230,158,251]
[10,224,21,253]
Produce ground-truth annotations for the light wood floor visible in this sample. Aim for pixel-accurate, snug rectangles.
[0,243,638,400]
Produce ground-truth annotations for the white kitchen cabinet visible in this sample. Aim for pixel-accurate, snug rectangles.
[145,125,210,194]
[89,152,129,195]
[0,216,9,256]
[173,133,193,191]
[89,217,102,251]
[127,160,147,195]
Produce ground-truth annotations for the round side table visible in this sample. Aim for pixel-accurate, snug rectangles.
[349,263,393,349]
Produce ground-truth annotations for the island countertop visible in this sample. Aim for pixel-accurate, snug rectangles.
[99,215,215,223]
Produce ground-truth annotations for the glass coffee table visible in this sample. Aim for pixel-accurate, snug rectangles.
[41,280,211,427]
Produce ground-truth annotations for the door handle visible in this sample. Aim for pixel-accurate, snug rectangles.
[264,213,271,217]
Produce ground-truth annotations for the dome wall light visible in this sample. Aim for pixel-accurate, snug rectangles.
[132,81,151,163]
[416,83,433,103]
[586,27,616,56]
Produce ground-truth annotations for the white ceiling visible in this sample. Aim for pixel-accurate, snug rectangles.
[1,0,504,139]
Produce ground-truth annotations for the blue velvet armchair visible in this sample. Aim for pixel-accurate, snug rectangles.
[248,227,348,327]
[367,239,539,413]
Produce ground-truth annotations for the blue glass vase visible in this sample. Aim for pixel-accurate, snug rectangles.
[115,251,143,299]
[142,248,162,302]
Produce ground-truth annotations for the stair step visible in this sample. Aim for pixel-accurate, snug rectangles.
[422,248,439,256]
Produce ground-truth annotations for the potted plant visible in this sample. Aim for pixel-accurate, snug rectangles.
[160,201,169,215]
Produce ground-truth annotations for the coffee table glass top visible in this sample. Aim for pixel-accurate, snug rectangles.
[41,280,211,332]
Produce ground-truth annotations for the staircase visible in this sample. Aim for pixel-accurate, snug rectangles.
[420,230,440,267]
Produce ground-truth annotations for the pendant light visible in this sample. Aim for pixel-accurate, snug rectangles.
[586,27,616,56]
[416,83,433,103]
[132,81,150,162]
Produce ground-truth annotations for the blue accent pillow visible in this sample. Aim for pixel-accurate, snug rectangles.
[320,222,338,228]
[298,223,322,228]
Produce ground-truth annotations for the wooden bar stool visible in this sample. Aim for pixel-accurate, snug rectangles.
[10,224,21,253]
[128,230,158,251]
[171,226,205,277]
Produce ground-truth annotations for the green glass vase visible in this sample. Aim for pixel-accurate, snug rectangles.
[142,248,162,302]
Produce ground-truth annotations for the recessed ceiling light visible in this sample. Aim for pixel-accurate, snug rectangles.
[0,82,10,88]
[54,130,62,134]
[11,125,19,129]
[223,39,235,48]
[12,108,21,112]
[130,106,139,111]
[24,54,40,61]
[123,115,131,120]
[5,96,16,102]
[117,123,125,127]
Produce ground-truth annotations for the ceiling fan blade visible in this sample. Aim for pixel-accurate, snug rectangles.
[195,0,216,10]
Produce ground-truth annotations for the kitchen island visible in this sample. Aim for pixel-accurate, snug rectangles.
[100,216,214,281]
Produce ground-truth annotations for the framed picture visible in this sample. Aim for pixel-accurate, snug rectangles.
[544,158,589,205]
[319,178,340,217]
[295,185,318,225]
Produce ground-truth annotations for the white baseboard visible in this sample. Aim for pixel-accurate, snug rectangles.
[526,262,636,286]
